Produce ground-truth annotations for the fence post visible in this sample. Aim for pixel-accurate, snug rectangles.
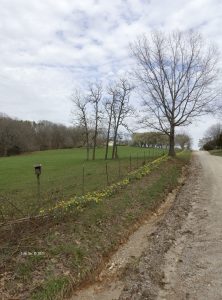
[106,162,109,185]
[34,164,42,209]
[82,165,85,195]
[37,175,40,206]
[136,153,138,168]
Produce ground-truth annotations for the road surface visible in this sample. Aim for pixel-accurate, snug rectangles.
[72,152,222,300]
[157,151,222,300]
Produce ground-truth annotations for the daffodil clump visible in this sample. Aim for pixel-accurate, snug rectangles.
[40,154,168,216]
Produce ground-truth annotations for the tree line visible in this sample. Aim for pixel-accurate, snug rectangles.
[72,30,219,157]
[0,108,191,158]
[1,30,220,157]
[199,123,222,150]
[132,132,191,150]
[71,78,134,160]
[0,113,106,157]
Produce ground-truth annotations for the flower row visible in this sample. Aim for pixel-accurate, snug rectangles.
[40,155,168,216]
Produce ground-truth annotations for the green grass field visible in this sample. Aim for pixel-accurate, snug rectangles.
[0,146,167,220]
[209,149,222,156]
[0,151,190,300]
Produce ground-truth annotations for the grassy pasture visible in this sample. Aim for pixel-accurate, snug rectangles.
[0,151,190,300]
[0,146,166,220]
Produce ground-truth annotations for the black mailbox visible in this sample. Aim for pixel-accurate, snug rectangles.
[34,164,42,176]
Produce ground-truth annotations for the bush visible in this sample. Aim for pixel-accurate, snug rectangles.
[7,145,21,156]
[203,141,215,151]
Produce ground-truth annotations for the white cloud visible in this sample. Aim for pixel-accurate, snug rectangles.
[0,0,222,147]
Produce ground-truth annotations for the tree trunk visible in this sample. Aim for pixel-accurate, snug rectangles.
[86,132,89,161]
[92,145,95,160]
[92,132,97,160]
[112,138,116,159]
[105,115,112,160]
[115,144,118,159]
[86,145,89,161]
[168,127,176,157]
[104,135,109,160]
[112,128,118,159]
[92,113,98,160]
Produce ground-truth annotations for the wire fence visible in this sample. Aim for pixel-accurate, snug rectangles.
[0,148,167,222]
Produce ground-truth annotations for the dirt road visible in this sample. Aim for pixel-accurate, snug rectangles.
[72,152,222,299]
[157,151,222,300]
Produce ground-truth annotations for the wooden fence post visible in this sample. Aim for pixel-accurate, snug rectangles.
[106,163,109,185]
[82,165,85,195]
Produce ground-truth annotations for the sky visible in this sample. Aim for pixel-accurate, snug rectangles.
[0,0,222,149]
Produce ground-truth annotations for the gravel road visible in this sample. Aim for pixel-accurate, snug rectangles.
[120,151,222,300]
[72,152,222,300]
[157,151,222,300]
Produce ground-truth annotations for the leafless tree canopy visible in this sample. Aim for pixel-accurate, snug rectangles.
[200,123,222,150]
[108,78,134,159]
[175,133,192,150]
[132,30,219,156]
[204,123,222,141]
[71,88,91,160]
[71,78,134,161]
[132,131,169,149]
[88,82,103,160]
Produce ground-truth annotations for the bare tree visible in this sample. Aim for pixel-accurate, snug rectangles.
[0,115,37,156]
[71,89,90,160]
[175,133,192,150]
[132,131,169,148]
[0,112,93,156]
[111,78,134,159]
[132,31,219,156]
[204,123,222,142]
[200,123,222,150]
[103,86,117,160]
[88,82,103,160]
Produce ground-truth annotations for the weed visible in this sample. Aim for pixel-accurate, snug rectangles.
[15,255,45,280]
[31,276,69,300]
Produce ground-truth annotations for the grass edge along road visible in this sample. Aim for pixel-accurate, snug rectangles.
[209,149,222,156]
[0,151,191,300]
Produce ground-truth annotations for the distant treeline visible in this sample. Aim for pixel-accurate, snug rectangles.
[131,132,191,150]
[199,123,222,150]
[0,113,106,157]
[0,111,191,157]
[132,132,169,148]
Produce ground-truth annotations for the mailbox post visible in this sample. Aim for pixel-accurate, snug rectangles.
[34,164,42,207]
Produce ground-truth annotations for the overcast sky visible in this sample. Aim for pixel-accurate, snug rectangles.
[0,0,222,148]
